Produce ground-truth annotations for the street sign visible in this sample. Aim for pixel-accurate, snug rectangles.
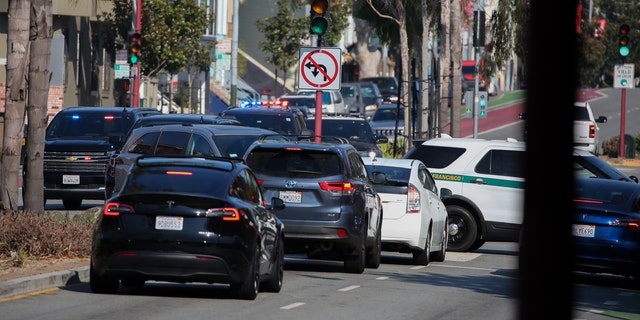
[116,49,128,64]
[614,63,634,88]
[114,64,130,79]
[298,47,341,91]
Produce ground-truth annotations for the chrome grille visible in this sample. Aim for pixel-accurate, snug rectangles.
[44,151,110,173]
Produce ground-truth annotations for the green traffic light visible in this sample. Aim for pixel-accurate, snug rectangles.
[311,17,329,35]
[620,46,630,57]
[129,55,139,64]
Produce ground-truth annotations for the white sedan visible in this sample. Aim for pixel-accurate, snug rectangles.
[363,157,451,265]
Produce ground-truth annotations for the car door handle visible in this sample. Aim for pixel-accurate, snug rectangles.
[470,178,487,185]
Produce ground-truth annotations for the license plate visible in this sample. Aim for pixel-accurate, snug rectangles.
[63,175,80,184]
[279,191,302,203]
[155,216,184,231]
[572,224,595,238]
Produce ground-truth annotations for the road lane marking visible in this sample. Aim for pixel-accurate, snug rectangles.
[281,302,306,310]
[338,285,360,292]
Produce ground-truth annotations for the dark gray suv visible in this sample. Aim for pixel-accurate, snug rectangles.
[244,139,383,273]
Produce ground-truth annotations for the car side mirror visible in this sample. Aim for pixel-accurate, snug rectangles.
[440,187,453,199]
[596,116,607,123]
[375,135,389,144]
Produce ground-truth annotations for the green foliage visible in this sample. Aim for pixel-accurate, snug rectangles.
[379,138,405,158]
[101,0,214,78]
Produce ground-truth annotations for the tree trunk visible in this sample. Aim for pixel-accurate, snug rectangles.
[419,0,432,139]
[450,0,463,138]
[396,0,410,152]
[439,0,451,138]
[2,0,31,210]
[24,0,52,214]
[354,18,379,78]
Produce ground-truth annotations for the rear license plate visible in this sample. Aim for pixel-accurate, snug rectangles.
[155,216,184,231]
[279,190,302,203]
[63,175,80,184]
[572,224,595,238]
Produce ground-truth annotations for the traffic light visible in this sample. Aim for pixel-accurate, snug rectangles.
[128,32,141,64]
[123,79,130,92]
[309,0,330,36]
[477,91,488,118]
[619,24,630,58]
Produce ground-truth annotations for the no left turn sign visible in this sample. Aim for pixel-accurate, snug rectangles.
[298,47,342,91]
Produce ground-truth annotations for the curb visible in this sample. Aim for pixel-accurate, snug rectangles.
[0,266,89,300]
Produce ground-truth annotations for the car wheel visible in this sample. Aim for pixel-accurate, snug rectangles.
[261,237,284,293]
[344,233,366,274]
[89,261,119,294]
[430,221,447,262]
[412,228,431,265]
[62,198,82,209]
[230,244,259,300]
[446,205,478,252]
[366,220,382,269]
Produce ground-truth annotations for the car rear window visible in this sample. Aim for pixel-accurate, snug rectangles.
[123,165,229,196]
[224,112,297,135]
[246,149,342,177]
[404,145,466,169]
[574,105,590,121]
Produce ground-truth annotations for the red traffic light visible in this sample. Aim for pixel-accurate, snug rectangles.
[620,24,630,36]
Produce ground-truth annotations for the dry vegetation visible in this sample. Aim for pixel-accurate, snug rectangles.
[0,207,99,267]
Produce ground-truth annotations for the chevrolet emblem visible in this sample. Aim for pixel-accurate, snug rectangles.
[66,157,78,161]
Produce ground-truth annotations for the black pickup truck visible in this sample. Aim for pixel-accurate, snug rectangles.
[36,106,160,209]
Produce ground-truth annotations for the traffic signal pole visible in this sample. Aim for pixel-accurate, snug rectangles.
[131,0,142,108]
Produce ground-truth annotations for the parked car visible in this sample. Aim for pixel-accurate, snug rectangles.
[359,76,399,102]
[38,106,161,209]
[296,90,348,116]
[244,139,383,273]
[105,123,285,198]
[368,102,405,142]
[305,116,387,158]
[572,177,640,283]
[404,136,639,252]
[218,107,313,138]
[90,156,286,300]
[363,156,450,265]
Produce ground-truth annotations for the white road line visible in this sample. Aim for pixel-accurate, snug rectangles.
[376,276,389,280]
[338,285,360,292]
[281,302,306,310]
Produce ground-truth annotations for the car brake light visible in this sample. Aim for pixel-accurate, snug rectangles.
[285,147,303,151]
[407,184,420,213]
[336,228,348,238]
[206,208,242,221]
[103,202,135,216]
[257,179,264,186]
[319,181,354,194]
[573,199,604,204]
[589,124,596,138]
[104,115,115,120]
[614,219,640,230]
[166,170,193,176]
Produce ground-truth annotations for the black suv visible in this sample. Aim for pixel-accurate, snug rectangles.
[244,138,383,273]
[306,116,387,157]
[39,106,160,208]
[218,107,313,138]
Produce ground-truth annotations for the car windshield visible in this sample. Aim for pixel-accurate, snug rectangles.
[223,112,298,135]
[373,107,404,122]
[341,86,356,98]
[212,134,286,159]
[309,119,376,142]
[46,113,134,138]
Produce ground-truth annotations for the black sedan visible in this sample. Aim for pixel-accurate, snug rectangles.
[90,156,285,300]
[573,177,640,284]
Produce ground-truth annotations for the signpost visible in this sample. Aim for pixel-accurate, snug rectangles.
[614,63,635,158]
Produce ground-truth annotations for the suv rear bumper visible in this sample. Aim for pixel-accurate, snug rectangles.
[44,187,105,200]
[279,220,365,255]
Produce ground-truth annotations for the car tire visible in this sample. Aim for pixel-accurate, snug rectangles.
[120,279,145,288]
[344,233,366,274]
[430,221,447,262]
[261,237,284,293]
[412,228,431,265]
[366,220,382,269]
[446,205,478,252]
[63,198,82,209]
[89,261,119,294]
[230,244,260,300]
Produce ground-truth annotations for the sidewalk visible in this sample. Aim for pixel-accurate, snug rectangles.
[0,263,88,300]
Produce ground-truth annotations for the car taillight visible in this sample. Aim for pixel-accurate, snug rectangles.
[589,124,596,138]
[319,181,354,195]
[573,199,604,204]
[614,219,640,230]
[206,208,242,221]
[166,170,193,176]
[103,202,135,216]
[407,183,420,213]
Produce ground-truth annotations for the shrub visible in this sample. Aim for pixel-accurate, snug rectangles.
[0,208,99,260]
